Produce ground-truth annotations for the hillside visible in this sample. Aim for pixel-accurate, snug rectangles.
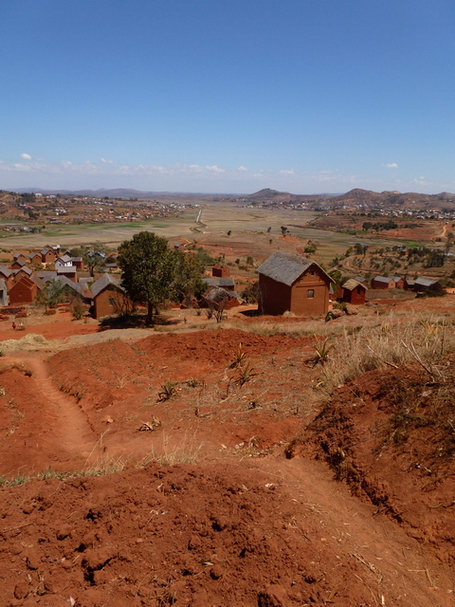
[0,296,454,606]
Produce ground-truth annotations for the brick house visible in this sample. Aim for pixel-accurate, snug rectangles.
[204,277,235,292]
[212,265,230,278]
[41,248,56,264]
[8,276,42,305]
[371,276,397,289]
[201,287,240,311]
[56,266,77,282]
[257,252,332,316]
[13,253,27,263]
[11,258,26,270]
[341,279,367,305]
[71,257,85,270]
[91,274,132,319]
[413,277,443,294]
[29,252,42,265]
[13,267,33,283]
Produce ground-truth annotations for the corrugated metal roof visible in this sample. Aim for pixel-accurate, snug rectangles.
[372,276,394,284]
[414,276,438,287]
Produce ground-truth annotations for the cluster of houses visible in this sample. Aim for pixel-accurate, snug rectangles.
[0,245,123,318]
[256,252,444,316]
[0,244,446,321]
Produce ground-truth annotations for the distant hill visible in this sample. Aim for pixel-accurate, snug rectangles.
[330,189,455,210]
[10,187,455,210]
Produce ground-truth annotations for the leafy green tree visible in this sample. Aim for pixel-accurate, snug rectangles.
[83,243,108,277]
[35,280,73,311]
[354,243,363,255]
[304,240,317,254]
[118,232,176,324]
[170,250,207,305]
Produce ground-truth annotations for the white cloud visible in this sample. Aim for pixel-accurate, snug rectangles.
[20,153,32,160]
[410,177,430,186]
[279,169,295,176]
[383,163,398,168]
[100,158,113,164]
[237,166,247,171]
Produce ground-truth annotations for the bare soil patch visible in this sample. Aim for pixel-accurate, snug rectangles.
[0,297,454,606]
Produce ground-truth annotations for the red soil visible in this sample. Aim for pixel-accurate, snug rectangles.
[0,305,454,606]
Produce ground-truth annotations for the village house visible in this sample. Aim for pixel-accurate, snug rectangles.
[341,279,367,305]
[29,252,42,265]
[204,276,235,292]
[413,277,443,294]
[13,266,33,282]
[8,275,43,305]
[201,286,241,311]
[40,275,92,304]
[13,253,27,263]
[56,266,77,281]
[41,248,56,264]
[11,258,27,270]
[211,265,230,278]
[389,275,404,289]
[55,254,73,268]
[257,252,332,316]
[91,273,132,319]
[371,276,398,289]
[70,256,84,270]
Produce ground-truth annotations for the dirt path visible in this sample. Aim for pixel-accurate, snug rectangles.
[251,456,454,606]
[23,356,99,461]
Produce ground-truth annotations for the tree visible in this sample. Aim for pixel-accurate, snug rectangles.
[118,232,176,324]
[83,243,108,277]
[170,250,207,305]
[35,279,73,311]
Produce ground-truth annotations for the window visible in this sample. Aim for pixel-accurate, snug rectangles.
[310,270,315,275]
[357,286,361,294]
[307,289,314,298]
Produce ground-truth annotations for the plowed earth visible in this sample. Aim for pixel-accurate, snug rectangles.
[0,313,454,606]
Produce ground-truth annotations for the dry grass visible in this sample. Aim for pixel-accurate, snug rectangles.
[139,432,203,467]
[316,313,455,393]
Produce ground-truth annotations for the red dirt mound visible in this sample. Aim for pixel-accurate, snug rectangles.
[0,461,444,607]
[135,328,310,364]
[286,365,455,565]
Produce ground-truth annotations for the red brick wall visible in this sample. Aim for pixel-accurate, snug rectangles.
[93,287,132,319]
[371,279,393,289]
[343,287,366,305]
[212,266,230,277]
[9,282,38,305]
[290,268,330,316]
[259,275,291,315]
[259,267,330,317]
[42,251,56,263]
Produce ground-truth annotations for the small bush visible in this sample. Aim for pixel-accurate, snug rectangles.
[158,380,178,402]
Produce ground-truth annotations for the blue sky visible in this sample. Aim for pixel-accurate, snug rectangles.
[1,0,454,194]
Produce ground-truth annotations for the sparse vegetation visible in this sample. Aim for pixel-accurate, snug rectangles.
[158,379,178,402]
